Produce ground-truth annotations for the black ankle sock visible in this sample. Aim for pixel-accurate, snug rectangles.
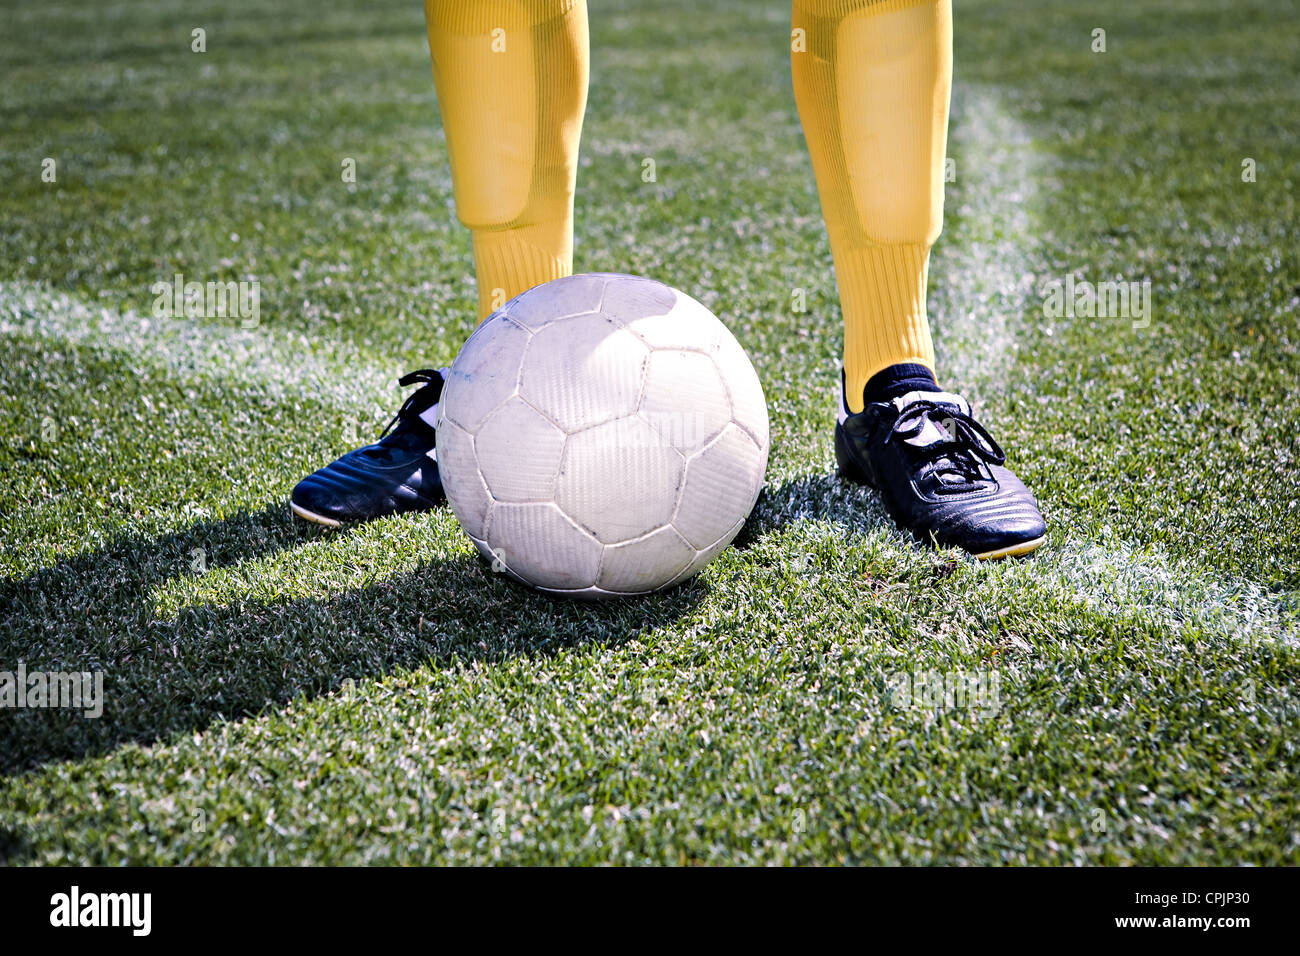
[861,363,939,404]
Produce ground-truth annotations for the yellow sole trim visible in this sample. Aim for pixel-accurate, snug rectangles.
[290,501,343,528]
[974,536,1046,561]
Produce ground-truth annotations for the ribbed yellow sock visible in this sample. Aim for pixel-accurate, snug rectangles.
[792,0,952,411]
[424,0,589,319]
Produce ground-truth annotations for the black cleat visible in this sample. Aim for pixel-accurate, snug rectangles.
[291,369,448,527]
[835,387,1046,560]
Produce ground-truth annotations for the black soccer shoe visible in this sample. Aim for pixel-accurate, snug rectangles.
[835,388,1046,560]
[291,369,448,527]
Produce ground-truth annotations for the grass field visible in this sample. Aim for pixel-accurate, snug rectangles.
[2,0,1298,864]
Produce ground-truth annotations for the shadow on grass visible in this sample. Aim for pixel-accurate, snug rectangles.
[733,470,895,552]
[0,503,705,775]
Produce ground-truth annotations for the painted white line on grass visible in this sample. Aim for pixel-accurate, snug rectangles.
[935,89,1294,645]
[0,282,390,414]
[930,86,1040,395]
[990,537,1296,644]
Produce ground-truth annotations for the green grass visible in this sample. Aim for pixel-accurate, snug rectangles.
[1,0,1298,864]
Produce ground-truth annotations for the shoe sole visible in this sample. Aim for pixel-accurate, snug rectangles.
[290,501,343,528]
[835,423,1045,561]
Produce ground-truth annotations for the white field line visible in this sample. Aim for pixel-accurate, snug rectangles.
[0,282,390,414]
[929,86,1040,393]
[992,537,1296,644]
[934,88,1294,644]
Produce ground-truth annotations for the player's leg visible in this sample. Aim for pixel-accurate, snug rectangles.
[792,0,1044,558]
[292,0,590,526]
[793,0,946,411]
[429,0,589,318]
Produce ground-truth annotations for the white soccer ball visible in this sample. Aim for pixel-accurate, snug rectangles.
[437,273,769,598]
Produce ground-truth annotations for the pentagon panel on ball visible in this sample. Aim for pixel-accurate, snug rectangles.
[437,273,769,599]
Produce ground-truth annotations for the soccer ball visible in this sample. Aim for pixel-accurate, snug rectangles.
[437,273,769,598]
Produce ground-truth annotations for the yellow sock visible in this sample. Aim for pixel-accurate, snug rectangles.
[424,0,589,318]
[792,0,952,411]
